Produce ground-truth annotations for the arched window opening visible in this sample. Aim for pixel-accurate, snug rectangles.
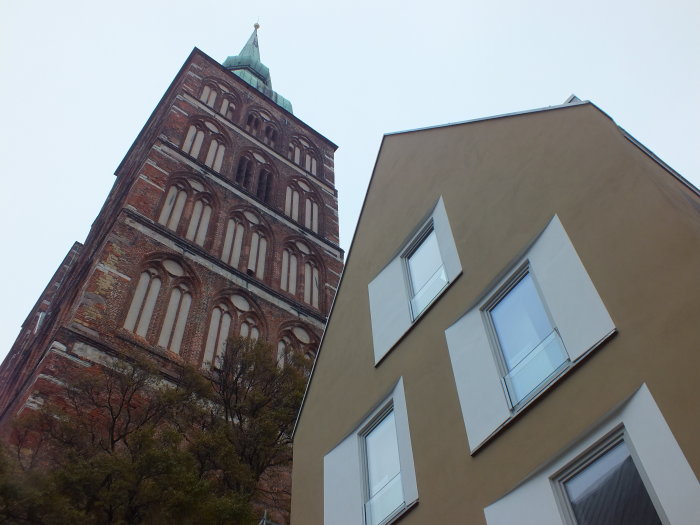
[236,156,254,190]
[281,249,298,294]
[285,187,300,222]
[204,138,225,172]
[220,98,236,120]
[304,262,320,308]
[248,231,267,279]
[203,303,232,368]
[158,184,188,231]
[240,316,260,340]
[246,113,261,135]
[221,218,245,268]
[182,125,205,158]
[257,167,273,202]
[200,85,217,107]
[124,268,162,337]
[304,197,319,233]
[263,125,277,148]
[277,336,292,368]
[185,197,212,246]
[157,282,192,354]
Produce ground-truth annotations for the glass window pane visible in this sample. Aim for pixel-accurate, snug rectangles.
[491,273,552,371]
[365,411,404,525]
[564,441,662,525]
[407,230,447,315]
[408,231,441,293]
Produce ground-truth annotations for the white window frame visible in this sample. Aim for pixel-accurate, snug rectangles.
[483,264,570,410]
[360,406,405,525]
[368,197,461,365]
[323,378,418,525]
[445,215,616,453]
[402,223,448,320]
[483,384,700,525]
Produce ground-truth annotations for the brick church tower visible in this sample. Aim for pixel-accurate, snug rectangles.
[0,25,343,461]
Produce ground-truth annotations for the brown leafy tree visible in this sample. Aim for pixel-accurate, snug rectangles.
[0,337,308,525]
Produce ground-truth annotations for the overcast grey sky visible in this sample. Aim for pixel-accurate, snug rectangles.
[1,0,698,364]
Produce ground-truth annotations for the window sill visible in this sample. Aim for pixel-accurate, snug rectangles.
[469,328,617,455]
[374,271,462,368]
[381,499,419,525]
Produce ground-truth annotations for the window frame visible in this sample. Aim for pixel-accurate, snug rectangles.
[359,404,406,525]
[551,427,663,525]
[402,222,448,320]
[482,263,570,411]
[323,379,419,525]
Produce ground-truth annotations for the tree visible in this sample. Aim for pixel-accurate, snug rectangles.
[0,337,308,525]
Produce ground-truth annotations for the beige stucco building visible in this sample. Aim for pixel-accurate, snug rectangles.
[291,97,700,524]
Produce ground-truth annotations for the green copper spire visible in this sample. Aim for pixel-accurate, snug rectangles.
[222,24,293,113]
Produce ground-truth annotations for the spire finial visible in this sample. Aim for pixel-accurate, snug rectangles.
[254,22,260,30]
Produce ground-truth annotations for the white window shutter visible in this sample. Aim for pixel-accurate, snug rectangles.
[323,434,364,525]
[529,216,615,362]
[433,197,462,283]
[445,308,511,453]
[368,257,412,364]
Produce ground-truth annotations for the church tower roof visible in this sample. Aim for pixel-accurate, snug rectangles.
[222,24,293,113]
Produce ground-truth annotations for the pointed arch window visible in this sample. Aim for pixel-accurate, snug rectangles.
[158,179,214,247]
[285,181,321,233]
[257,167,273,202]
[281,248,298,294]
[248,231,268,279]
[182,120,227,173]
[277,325,316,368]
[220,97,237,121]
[124,268,162,337]
[185,196,212,246]
[204,137,225,172]
[203,302,233,367]
[200,84,218,107]
[240,316,260,339]
[246,113,262,135]
[235,156,254,190]
[285,186,301,222]
[222,218,246,268]
[158,184,188,230]
[262,124,277,148]
[123,259,193,352]
[157,282,192,354]
[276,336,291,368]
[304,261,320,308]
[304,197,319,232]
[182,125,205,158]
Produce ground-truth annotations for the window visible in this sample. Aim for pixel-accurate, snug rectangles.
[483,385,700,524]
[285,180,321,233]
[185,197,212,246]
[556,435,661,525]
[124,268,162,337]
[199,84,218,107]
[445,216,616,453]
[405,228,447,318]
[363,410,404,525]
[123,259,193,353]
[487,271,568,407]
[323,379,418,525]
[368,197,461,364]
[280,248,298,294]
[158,179,213,247]
[204,137,225,172]
[202,302,232,367]
[157,283,191,354]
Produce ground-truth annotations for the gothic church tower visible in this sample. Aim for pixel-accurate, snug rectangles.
[0,27,343,441]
